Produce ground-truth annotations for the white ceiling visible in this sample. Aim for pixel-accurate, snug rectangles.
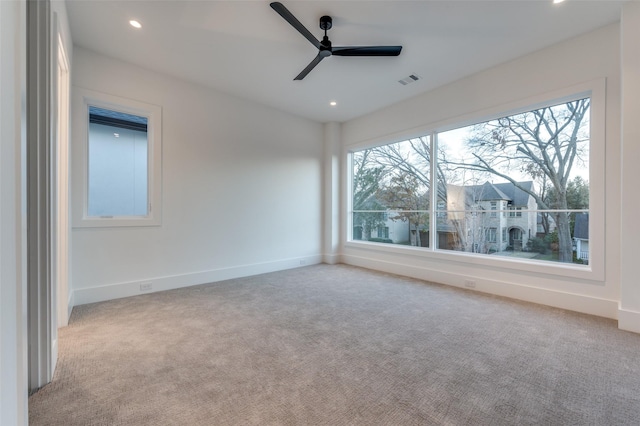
[65,0,624,123]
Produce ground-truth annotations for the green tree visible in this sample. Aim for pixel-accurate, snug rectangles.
[545,175,589,210]
[376,172,429,247]
[544,175,589,237]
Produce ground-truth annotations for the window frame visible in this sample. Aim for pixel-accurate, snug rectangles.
[486,228,497,243]
[509,207,523,218]
[72,88,162,228]
[345,79,605,283]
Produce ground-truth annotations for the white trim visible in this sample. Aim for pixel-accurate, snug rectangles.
[54,26,70,327]
[322,253,341,265]
[618,308,640,334]
[345,239,596,282]
[342,253,618,319]
[27,0,54,392]
[67,290,74,320]
[71,87,162,228]
[72,255,323,305]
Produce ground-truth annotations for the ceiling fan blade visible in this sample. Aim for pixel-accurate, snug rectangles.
[332,46,403,56]
[294,53,325,80]
[270,2,322,50]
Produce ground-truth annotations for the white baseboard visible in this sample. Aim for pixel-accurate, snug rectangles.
[343,253,619,320]
[618,308,640,334]
[73,255,323,306]
[51,338,58,374]
[67,291,74,321]
[322,253,341,265]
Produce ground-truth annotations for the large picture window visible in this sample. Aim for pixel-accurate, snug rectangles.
[350,96,590,265]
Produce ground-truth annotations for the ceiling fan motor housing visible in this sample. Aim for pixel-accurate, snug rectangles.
[319,15,333,55]
[320,15,332,30]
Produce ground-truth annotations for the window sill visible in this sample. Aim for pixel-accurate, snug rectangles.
[73,215,161,229]
[344,240,602,283]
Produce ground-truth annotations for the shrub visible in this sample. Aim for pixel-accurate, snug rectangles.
[544,231,559,244]
[527,237,548,254]
[368,237,393,244]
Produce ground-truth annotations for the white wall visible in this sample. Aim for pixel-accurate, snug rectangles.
[619,3,640,333]
[341,24,622,320]
[71,48,324,304]
[322,122,340,264]
[0,0,28,424]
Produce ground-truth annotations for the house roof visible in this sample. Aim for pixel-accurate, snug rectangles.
[574,212,589,240]
[465,181,534,206]
[478,182,510,201]
[493,181,534,206]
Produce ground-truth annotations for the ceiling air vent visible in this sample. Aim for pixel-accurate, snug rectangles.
[398,74,421,86]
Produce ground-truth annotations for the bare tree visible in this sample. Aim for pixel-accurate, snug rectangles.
[371,137,450,200]
[453,98,590,262]
[352,150,387,240]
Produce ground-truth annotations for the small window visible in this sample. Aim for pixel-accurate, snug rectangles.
[353,226,363,240]
[88,107,149,217]
[73,89,162,228]
[377,226,390,239]
[509,207,523,217]
[486,228,497,243]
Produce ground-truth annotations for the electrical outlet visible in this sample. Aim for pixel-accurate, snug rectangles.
[140,282,153,292]
[464,280,476,289]
[299,259,307,266]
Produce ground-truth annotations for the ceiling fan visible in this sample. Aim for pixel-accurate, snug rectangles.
[270,2,402,80]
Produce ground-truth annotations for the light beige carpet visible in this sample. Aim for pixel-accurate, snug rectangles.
[29,264,640,425]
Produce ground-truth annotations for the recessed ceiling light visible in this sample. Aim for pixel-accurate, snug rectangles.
[129,20,142,29]
[553,0,565,4]
[329,101,337,107]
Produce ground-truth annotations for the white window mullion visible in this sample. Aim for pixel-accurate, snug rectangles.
[430,132,438,250]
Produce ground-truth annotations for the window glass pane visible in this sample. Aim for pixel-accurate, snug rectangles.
[87,107,149,217]
[436,98,590,264]
[352,137,431,248]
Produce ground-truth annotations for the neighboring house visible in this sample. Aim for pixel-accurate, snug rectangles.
[439,181,538,254]
[356,181,539,253]
[380,220,411,244]
[573,212,589,263]
[353,212,410,244]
